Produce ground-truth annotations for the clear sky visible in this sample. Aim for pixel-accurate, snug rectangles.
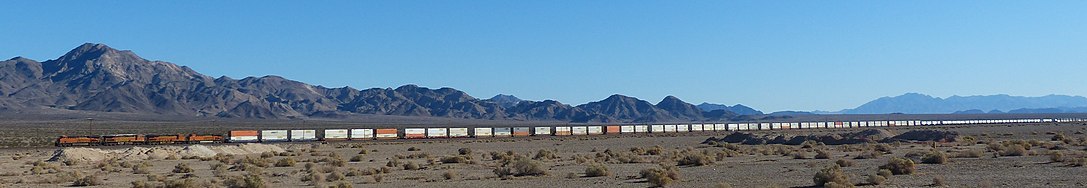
[2,1,1086,112]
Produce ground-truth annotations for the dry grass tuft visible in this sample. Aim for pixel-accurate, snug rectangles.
[584,163,610,177]
[813,165,851,188]
[879,157,916,175]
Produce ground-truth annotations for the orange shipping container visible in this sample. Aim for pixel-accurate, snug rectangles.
[230,130,259,137]
[606,126,621,134]
[375,128,399,140]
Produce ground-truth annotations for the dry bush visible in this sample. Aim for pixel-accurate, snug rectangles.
[1001,144,1028,156]
[165,178,213,188]
[813,165,851,188]
[835,159,855,167]
[385,159,401,168]
[815,150,831,159]
[131,180,154,188]
[71,174,103,186]
[952,150,984,158]
[1049,151,1065,163]
[922,150,949,164]
[328,171,345,182]
[565,172,578,179]
[879,157,916,175]
[866,174,886,185]
[877,169,892,178]
[630,147,648,155]
[330,181,352,188]
[678,153,715,166]
[932,176,945,186]
[275,157,296,167]
[458,148,472,155]
[224,174,266,188]
[792,152,810,159]
[132,162,153,174]
[640,166,680,187]
[495,158,548,178]
[302,171,325,183]
[173,163,195,173]
[614,152,646,163]
[646,146,665,155]
[534,149,558,160]
[441,156,471,164]
[854,150,883,159]
[350,155,364,162]
[236,156,272,168]
[584,163,610,177]
[442,170,457,180]
[403,162,422,170]
[260,152,275,159]
[373,175,383,183]
[408,147,420,151]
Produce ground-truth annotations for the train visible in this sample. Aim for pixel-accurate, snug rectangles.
[55,117,1086,147]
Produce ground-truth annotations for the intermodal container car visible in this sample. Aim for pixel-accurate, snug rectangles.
[449,128,470,138]
[494,127,512,137]
[606,126,621,134]
[261,130,289,142]
[291,130,318,141]
[350,129,374,140]
[555,127,572,136]
[229,130,259,143]
[426,128,448,138]
[650,125,665,133]
[635,125,649,133]
[375,128,398,140]
[533,127,551,136]
[586,126,603,135]
[572,126,588,135]
[405,128,427,139]
[513,127,531,137]
[322,129,348,141]
[620,126,634,133]
[473,128,493,137]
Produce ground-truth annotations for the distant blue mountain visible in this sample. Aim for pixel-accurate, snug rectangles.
[697,103,764,115]
[842,93,1087,114]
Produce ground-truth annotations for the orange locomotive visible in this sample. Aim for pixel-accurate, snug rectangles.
[55,135,102,147]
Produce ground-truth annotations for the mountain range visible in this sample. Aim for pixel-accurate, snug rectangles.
[840,93,1087,114]
[0,43,763,123]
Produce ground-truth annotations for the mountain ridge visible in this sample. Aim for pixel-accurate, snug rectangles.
[0,43,755,123]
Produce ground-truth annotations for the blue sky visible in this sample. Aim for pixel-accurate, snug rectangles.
[2,1,1086,112]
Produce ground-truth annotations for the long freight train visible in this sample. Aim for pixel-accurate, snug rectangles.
[55,118,1086,147]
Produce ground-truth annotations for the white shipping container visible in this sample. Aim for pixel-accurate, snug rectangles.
[261,130,289,141]
[587,126,603,135]
[405,128,426,137]
[714,124,726,131]
[494,128,512,136]
[635,125,649,133]
[729,123,741,131]
[426,128,448,138]
[534,127,552,135]
[620,126,634,133]
[555,127,572,135]
[572,126,588,135]
[291,130,318,141]
[651,125,665,133]
[676,124,689,132]
[323,129,348,140]
[665,125,677,132]
[691,124,703,131]
[474,128,493,137]
[350,129,374,140]
[449,128,470,138]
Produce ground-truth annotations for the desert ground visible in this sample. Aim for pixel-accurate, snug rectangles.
[0,122,1085,188]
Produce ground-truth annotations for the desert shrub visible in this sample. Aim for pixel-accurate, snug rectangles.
[493,167,513,178]
[879,157,916,175]
[330,181,352,188]
[815,150,831,159]
[403,162,422,170]
[952,150,984,158]
[921,150,949,164]
[877,169,892,178]
[458,148,472,155]
[275,157,296,167]
[373,175,383,183]
[630,147,648,155]
[565,172,578,179]
[932,176,945,186]
[328,171,345,182]
[1067,157,1087,167]
[640,166,680,187]
[442,170,457,180]
[854,150,883,159]
[71,174,103,186]
[1049,151,1065,163]
[441,156,470,164]
[646,146,665,155]
[677,153,715,166]
[260,152,275,159]
[835,159,855,167]
[385,159,401,168]
[408,147,420,151]
[1001,144,1028,156]
[534,149,557,160]
[302,171,325,183]
[813,165,851,188]
[792,152,810,159]
[327,157,347,167]
[584,163,610,177]
[357,149,368,155]
[131,180,154,188]
[224,174,266,188]
[350,155,364,162]
[614,152,645,163]
[165,178,212,188]
[866,174,886,185]
[715,182,733,188]
[511,159,547,176]
[132,162,152,174]
[173,163,195,173]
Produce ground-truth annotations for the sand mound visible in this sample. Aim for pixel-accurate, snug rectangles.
[705,129,904,146]
[48,143,285,163]
[48,147,110,163]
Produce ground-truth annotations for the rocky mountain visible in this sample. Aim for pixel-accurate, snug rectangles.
[697,103,763,115]
[842,93,1087,114]
[0,43,752,123]
[483,94,525,108]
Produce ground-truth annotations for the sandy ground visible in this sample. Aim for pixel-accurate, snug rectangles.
[0,123,1085,188]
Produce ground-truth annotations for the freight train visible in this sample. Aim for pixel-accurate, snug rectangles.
[55,118,1086,147]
